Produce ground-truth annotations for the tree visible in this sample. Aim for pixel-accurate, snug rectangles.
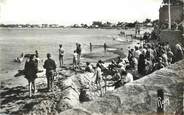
[143,18,151,24]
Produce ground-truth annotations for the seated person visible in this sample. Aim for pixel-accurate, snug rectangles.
[153,57,165,71]
[116,56,122,64]
[85,62,94,72]
[108,60,117,72]
[112,70,133,89]
[121,70,133,84]
[111,69,121,81]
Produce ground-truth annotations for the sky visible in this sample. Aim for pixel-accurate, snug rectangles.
[0,0,163,25]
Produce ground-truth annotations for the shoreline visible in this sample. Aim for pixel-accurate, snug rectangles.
[1,33,183,114]
[0,29,141,114]
[0,37,139,88]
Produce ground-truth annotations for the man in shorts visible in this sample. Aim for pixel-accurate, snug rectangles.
[43,53,56,91]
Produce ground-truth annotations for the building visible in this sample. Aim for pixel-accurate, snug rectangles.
[159,5,183,24]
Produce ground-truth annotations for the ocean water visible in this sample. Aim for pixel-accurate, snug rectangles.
[0,28,136,81]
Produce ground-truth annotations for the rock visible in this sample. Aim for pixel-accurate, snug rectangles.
[67,59,184,114]
[56,74,81,112]
[59,108,93,115]
[79,89,91,102]
[80,95,121,114]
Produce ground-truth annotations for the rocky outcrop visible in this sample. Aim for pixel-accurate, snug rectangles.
[1,60,183,115]
[56,72,97,112]
[60,59,184,115]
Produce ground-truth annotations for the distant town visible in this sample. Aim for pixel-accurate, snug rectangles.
[0,19,158,29]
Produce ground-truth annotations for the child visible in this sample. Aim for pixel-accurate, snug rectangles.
[73,50,78,69]
[94,63,103,96]
[59,44,64,67]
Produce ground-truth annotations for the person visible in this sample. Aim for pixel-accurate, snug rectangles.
[175,44,184,62]
[90,42,92,52]
[94,63,103,97]
[104,43,107,52]
[85,62,94,72]
[73,50,78,69]
[128,50,133,67]
[76,43,82,65]
[134,46,141,60]
[123,71,133,84]
[108,60,117,73]
[167,48,174,64]
[35,50,39,58]
[113,70,133,89]
[138,53,146,75]
[161,50,168,66]
[132,57,138,71]
[153,57,165,71]
[59,44,64,67]
[24,54,38,97]
[43,53,56,91]
[35,50,40,62]
[15,52,24,63]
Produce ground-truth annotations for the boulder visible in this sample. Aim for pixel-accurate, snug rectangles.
[61,59,184,114]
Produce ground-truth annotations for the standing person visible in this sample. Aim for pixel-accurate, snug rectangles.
[175,44,184,62]
[76,43,82,65]
[24,54,38,97]
[59,44,64,67]
[90,42,92,52]
[94,63,103,97]
[167,48,174,64]
[43,53,56,91]
[134,46,141,60]
[138,53,146,75]
[104,43,107,53]
[35,50,39,58]
[35,50,40,62]
[73,50,78,69]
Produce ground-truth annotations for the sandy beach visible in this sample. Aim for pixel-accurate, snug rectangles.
[0,28,143,114]
[0,28,142,87]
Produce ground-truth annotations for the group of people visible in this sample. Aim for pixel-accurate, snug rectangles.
[73,43,82,69]
[24,43,83,97]
[84,57,134,96]
[24,53,56,97]
[127,42,184,76]
[23,40,184,97]
[59,43,82,69]
[83,41,184,94]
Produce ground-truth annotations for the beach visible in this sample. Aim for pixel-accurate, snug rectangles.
[0,28,141,114]
[0,27,183,115]
[0,28,140,88]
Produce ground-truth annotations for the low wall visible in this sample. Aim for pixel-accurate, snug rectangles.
[60,59,184,115]
[160,30,183,48]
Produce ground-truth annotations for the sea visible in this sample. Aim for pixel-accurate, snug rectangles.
[0,28,137,82]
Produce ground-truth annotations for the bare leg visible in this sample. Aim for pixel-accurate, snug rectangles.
[62,56,64,65]
[29,81,32,97]
[59,56,62,67]
[50,75,54,90]
[47,77,50,91]
[33,80,37,94]
[59,59,61,67]
[97,81,102,97]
